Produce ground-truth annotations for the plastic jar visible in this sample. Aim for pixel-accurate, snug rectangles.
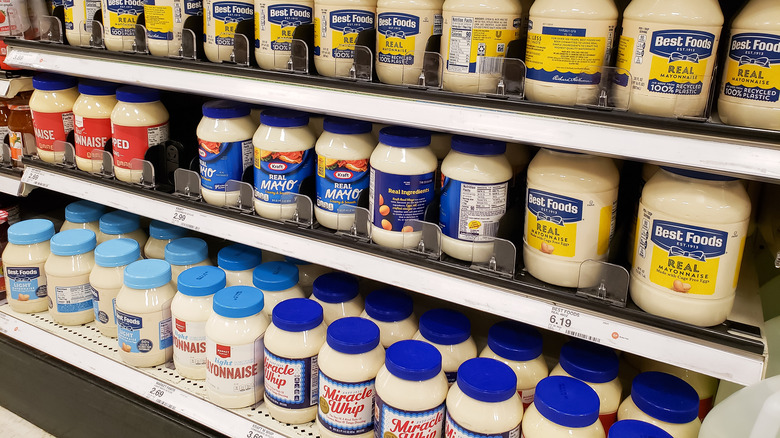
[313,0,376,78]
[523,375,606,438]
[7,99,35,166]
[197,100,256,207]
[110,86,170,183]
[252,261,305,317]
[145,0,202,57]
[608,420,673,438]
[254,0,313,70]
[284,256,331,295]
[64,0,102,46]
[439,135,512,263]
[218,243,263,286]
[369,127,436,249]
[90,238,141,337]
[375,340,448,437]
[316,317,384,438]
[412,308,477,385]
[637,358,719,421]
[60,200,106,234]
[73,80,118,173]
[97,211,149,255]
[617,372,701,438]
[310,272,363,325]
[102,0,144,51]
[479,320,547,409]
[45,229,96,325]
[205,285,269,408]
[253,109,316,220]
[171,266,226,379]
[264,298,326,423]
[630,167,750,327]
[144,220,188,260]
[204,0,253,62]
[30,73,78,164]
[314,116,374,230]
[523,149,619,288]
[0,99,10,148]
[165,237,213,286]
[360,287,417,348]
[3,219,54,313]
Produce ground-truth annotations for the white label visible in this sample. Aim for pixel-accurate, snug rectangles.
[148,123,170,146]
[146,381,179,412]
[264,348,318,409]
[318,372,375,435]
[520,387,534,408]
[205,337,264,396]
[173,318,207,367]
[54,283,93,314]
[376,394,445,438]
[447,16,474,73]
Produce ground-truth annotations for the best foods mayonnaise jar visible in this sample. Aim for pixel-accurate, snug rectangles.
[102,0,145,51]
[144,220,188,260]
[3,219,54,313]
[254,0,313,70]
[45,229,97,326]
[145,0,203,57]
[204,0,254,62]
[313,0,376,78]
[90,238,141,337]
[97,211,149,256]
[60,200,106,234]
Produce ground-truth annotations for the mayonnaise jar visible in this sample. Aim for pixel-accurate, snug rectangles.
[252,261,305,317]
[165,237,213,286]
[310,114,325,137]
[145,0,202,57]
[204,0,254,62]
[522,375,606,438]
[102,0,144,51]
[90,238,141,337]
[254,0,313,70]
[217,243,263,286]
[3,219,54,313]
[412,308,477,385]
[97,211,149,256]
[72,80,118,173]
[313,0,376,78]
[45,229,96,326]
[60,200,106,234]
[310,271,363,324]
[608,420,673,438]
[360,287,417,348]
[144,220,187,259]
[285,256,331,295]
[30,74,78,164]
[617,372,701,438]
[64,0,103,46]
[636,357,718,421]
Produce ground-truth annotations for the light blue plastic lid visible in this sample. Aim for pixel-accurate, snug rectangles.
[379,126,431,148]
[8,219,55,245]
[165,237,209,265]
[312,272,359,303]
[631,372,699,424]
[608,420,674,438]
[94,238,140,267]
[123,259,172,289]
[419,308,471,345]
[534,376,601,428]
[99,211,140,235]
[457,358,517,403]
[487,320,543,362]
[559,340,619,384]
[253,262,299,291]
[326,317,380,354]
[33,73,77,91]
[65,200,106,224]
[149,220,188,240]
[218,244,263,271]
[273,298,323,332]
[177,266,226,297]
[213,286,265,318]
[50,229,97,256]
[386,340,442,381]
[260,109,309,127]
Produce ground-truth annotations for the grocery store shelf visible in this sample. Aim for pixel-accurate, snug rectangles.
[5,40,780,182]
[0,74,32,98]
[0,168,25,196]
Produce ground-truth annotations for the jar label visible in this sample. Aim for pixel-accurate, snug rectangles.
[185,0,200,16]
[144,3,174,41]
[439,175,508,241]
[111,122,170,170]
[117,308,173,353]
[206,0,253,47]
[376,12,421,66]
[445,410,517,438]
[104,0,143,36]
[519,387,534,410]
[253,147,314,204]
[199,138,253,191]
[54,283,93,313]
[722,32,780,103]
[375,394,445,438]
[6,266,46,301]
[317,373,375,435]
[369,168,435,232]
[255,3,312,52]
[264,348,319,409]
[173,318,207,367]
[91,288,116,325]
[31,110,74,152]
[313,8,375,59]
[8,131,32,161]
[316,154,369,215]
[445,370,457,385]
[205,337,264,397]
[443,14,520,75]
[74,115,111,161]
[64,0,101,31]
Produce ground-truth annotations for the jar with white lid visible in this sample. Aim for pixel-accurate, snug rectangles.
[252,261,305,317]
[316,317,384,438]
[636,358,718,421]
[97,211,149,256]
[204,0,254,63]
[608,420,673,438]
[45,229,97,326]
[218,243,263,286]
[144,0,202,57]
[144,220,188,260]
[265,297,326,424]
[617,372,701,438]
[375,340,448,438]
[310,272,363,325]
[171,266,226,379]
[90,238,141,338]
[522,375,606,438]
[30,74,79,164]
[284,256,331,295]
[445,357,523,438]
[60,200,106,234]
[360,287,417,348]
[102,0,144,52]
[524,149,619,288]
[439,135,512,263]
[3,219,55,313]
[550,340,622,431]
[412,308,477,385]
[253,109,316,220]
[480,320,548,409]
[313,0,376,78]
[110,86,170,184]
[369,126,437,249]
[314,116,374,230]
[73,79,118,173]
[205,285,269,408]
[254,0,314,70]
[197,100,256,207]
[165,237,213,287]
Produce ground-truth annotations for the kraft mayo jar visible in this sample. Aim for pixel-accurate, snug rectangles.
[439,135,512,263]
[205,285,269,408]
[630,167,750,327]
[204,0,253,62]
[111,86,170,184]
[145,0,203,57]
[636,358,718,421]
[313,0,376,78]
[375,340,448,438]
[253,109,316,220]
[254,0,313,70]
[316,317,384,438]
[253,261,306,316]
[310,272,363,324]
[97,211,149,255]
[197,100,255,207]
[64,0,103,46]
[165,237,213,286]
[522,375,606,438]
[479,320,547,409]
[369,126,436,249]
[314,116,374,230]
[102,0,145,51]
[360,287,417,348]
[171,266,226,379]
[30,74,78,164]
[617,372,701,438]
[217,243,263,286]
[608,420,673,438]
[90,238,141,337]
[523,149,619,288]
[285,256,331,295]
[45,229,97,326]
[60,200,106,234]
[264,298,326,423]
[73,80,118,173]
[144,220,187,260]
[3,219,54,313]
[412,308,477,385]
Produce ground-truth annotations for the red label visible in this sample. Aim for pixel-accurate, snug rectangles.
[699,396,713,420]
[111,122,169,169]
[32,110,74,151]
[599,411,617,432]
[216,344,231,358]
[175,318,186,333]
[74,115,111,160]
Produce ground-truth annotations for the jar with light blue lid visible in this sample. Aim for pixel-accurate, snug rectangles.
[60,200,107,234]
[165,237,212,287]
[3,219,56,313]
[45,229,97,326]
[253,261,305,317]
[90,238,141,337]
[144,220,187,259]
[97,210,149,257]
[218,243,263,287]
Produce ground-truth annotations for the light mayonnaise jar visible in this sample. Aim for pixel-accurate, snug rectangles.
[145,0,203,57]
[617,372,701,438]
[204,0,254,62]
[72,80,118,173]
[217,243,263,286]
[90,238,141,338]
[252,261,305,317]
[522,375,606,438]
[285,256,332,295]
[165,237,213,287]
[45,229,97,326]
[313,0,376,78]
[30,74,79,164]
[144,220,188,260]
[608,420,673,438]
[254,0,313,70]
[412,308,477,385]
[360,287,417,348]
[60,200,106,234]
[310,271,364,325]
[3,219,55,313]
[97,211,149,256]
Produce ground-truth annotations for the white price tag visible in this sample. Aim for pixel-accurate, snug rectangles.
[245,423,276,438]
[5,50,41,68]
[21,167,49,189]
[145,381,179,412]
[171,206,204,232]
[547,306,604,344]
[0,311,15,335]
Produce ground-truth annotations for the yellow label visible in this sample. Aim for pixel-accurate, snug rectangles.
[444,14,519,74]
[648,251,720,296]
[597,205,612,256]
[144,5,173,34]
[615,35,633,73]
[109,12,139,32]
[313,16,320,51]
[376,33,416,62]
[64,6,74,27]
[317,154,326,177]
[526,215,577,258]
[649,56,709,87]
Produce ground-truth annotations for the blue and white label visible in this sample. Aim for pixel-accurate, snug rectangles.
[199,138,253,191]
[369,168,435,232]
[253,147,315,204]
[439,175,508,241]
[55,283,93,313]
[374,394,445,438]
[646,29,716,96]
[264,349,318,409]
[316,154,369,215]
[329,9,375,59]
[723,33,780,103]
[649,220,728,259]
[318,373,375,435]
[526,189,583,224]
[6,266,46,301]
[117,309,172,353]
[105,0,144,36]
[211,1,253,46]
[377,12,420,66]
[266,4,312,51]
[185,0,201,15]
[445,411,518,438]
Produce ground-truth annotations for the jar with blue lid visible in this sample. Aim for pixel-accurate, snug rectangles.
[60,200,107,234]
[89,238,141,337]
[165,237,213,287]
[360,287,418,348]
[45,229,97,326]
[218,243,263,287]
[3,219,55,313]
[144,220,187,260]
[413,308,477,385]
[523,375,605,438]
[29,73,79,164]
[252,261,305,317]
[310,272,364,325]
[284,255,331,295]
[97,211,149,257]
[608,420,673,438]
[617,372,701,438]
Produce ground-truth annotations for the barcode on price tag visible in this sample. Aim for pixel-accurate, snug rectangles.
[146,381,179,412]
[21,168,49,189]
[246,424,276,438]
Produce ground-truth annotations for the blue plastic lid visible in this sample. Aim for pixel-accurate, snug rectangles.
[323,117,372,135]
[559,340,619,384]
[260,109,309,127]
[165,237,209,266]
[213,285,265,318]
[419,308,471,345]
[312,272,359,303]
[386,340,442,381]
[487,320,543,362]
[8,219,55,245]
[253,262,299,291]
[124,259,172,289]
[451,135,506,156]
[457,358,517,403]
[608,420,674,438]
[379,126,431,148]
[94,238,140,267]
[78,79,118,96]
[631,372,699,424]
[99,211,140,235]
[33,73,77,91]
[148,220,188,240]
[273,298,324,332]
[116,86,161,103]
[284,256,310,265]
[65,200,106,224]
[202,99,251,119]
[534,376,601,428]
[218,244,263,271]
[50,229,96,256]
[326,317,380,354]
[661,166,737,182]
[177,266,226,297]
[364,288,414,322]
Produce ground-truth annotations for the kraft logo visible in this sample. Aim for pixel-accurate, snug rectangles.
[199,149,207,157]
[216,344,231,358]
[334,171,353,179]
[269,162,287,171]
